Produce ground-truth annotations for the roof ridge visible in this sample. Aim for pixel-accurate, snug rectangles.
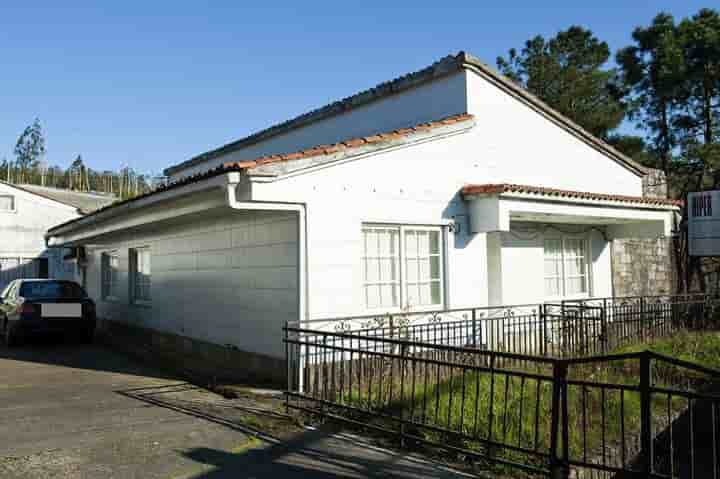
[164,52,466,176]
[461,183,683,207]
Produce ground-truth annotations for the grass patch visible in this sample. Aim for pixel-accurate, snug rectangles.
[336,331,720,473]
[616,330,720,370]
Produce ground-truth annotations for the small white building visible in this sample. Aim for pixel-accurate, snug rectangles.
[46,52,680,382]
[0,182,115,290]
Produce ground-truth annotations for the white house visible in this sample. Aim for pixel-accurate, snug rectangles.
[46,52,680,382]
[0,182,116,290]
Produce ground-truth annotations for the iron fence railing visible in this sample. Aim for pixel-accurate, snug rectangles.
[290,294,719,361]
[285,294,720,478]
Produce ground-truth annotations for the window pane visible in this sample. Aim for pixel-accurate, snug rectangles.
[429,231,440,255]
[544,259,560,276]
[565,256,586,276]
[405,231,418,256]
[364,230,378,257]
[419,257,431,280]
[431,281,441,304]
[379,258,395,281]
[380,284,398,307]
[141,251,151,274]
[406,258,418,282]
[366,285,380,309]
[544,239,562,258]
[545,278,560,297]
[418,282,431,305]
[366,259,379,282]
[406,283,420,308]
[565,239,585,257]
[417,231,429,255]
[430,256,440,280]
[0,196,14,211]
[566,277,587,295]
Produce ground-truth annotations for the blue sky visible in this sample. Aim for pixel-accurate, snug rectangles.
[0,2,711,175]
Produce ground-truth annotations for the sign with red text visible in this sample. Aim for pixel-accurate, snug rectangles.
[689,191,720,256]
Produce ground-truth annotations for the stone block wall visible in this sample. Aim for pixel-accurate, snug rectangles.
[611,168,675,297]
[611,238,674,297]
[641,168,668,199]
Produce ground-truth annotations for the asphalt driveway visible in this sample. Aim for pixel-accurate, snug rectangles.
[0,340,254,478]
[0,340,471,479]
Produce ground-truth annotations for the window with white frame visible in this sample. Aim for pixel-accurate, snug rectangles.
[130,248,151,304]
[362,225,444,310]
[544,237,590,298]
[0,195,15,212]
[101,251,119,301]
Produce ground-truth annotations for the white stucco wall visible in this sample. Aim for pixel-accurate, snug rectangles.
[170,72,468,180]
[251,128,493,319]
[464,72,643,197]
[84,206,298,358]
[0,183,80,289]
[246,97,628,318]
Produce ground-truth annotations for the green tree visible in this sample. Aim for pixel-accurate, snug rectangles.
[616,13,686,174]
[13,118,46,183]
[497,26,626,139]
[674,9,720,186]
[617,9,720,293]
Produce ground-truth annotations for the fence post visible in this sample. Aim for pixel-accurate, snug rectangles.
[601,298,608,354]
[640,352,653,476]
[640,296,646,340]
[284,323,290,414]
[472,309,477,348]
[399,343,408,448]
[541,304,548,357]
[550,361,569,479]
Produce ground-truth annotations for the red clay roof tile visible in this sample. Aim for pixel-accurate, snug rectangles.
[461,183,682,207]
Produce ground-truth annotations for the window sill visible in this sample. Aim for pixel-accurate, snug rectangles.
[131,300,152,308]
[102,296,120,303]
[544,294,591,302]
[362,304,445,316]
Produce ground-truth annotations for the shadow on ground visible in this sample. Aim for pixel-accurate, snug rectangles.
[0,335,177,380]
[181,427,452,478]
[120,384,468,479]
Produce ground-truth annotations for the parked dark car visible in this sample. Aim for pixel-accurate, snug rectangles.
[0,279,96,346]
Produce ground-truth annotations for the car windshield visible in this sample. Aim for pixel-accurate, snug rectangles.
[19,281,86,299]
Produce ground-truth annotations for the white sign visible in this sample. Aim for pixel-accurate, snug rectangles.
[689,190,720,256]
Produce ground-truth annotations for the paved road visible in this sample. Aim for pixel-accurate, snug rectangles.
[0,340,471,478]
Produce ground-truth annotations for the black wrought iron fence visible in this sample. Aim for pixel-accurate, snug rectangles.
[284,294,720,478]
[285,328,720,478]
[291,294,719,362]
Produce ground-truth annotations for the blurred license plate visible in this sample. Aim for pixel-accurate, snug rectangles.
[41,304,81,318]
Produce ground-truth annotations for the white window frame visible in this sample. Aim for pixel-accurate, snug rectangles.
[543,235,592,300]
[0,195,16,213]
[362,224,446,312]
[101,251,120,302]
[129,247,151,306]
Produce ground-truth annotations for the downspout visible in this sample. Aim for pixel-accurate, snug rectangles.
[223,175,308,323]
